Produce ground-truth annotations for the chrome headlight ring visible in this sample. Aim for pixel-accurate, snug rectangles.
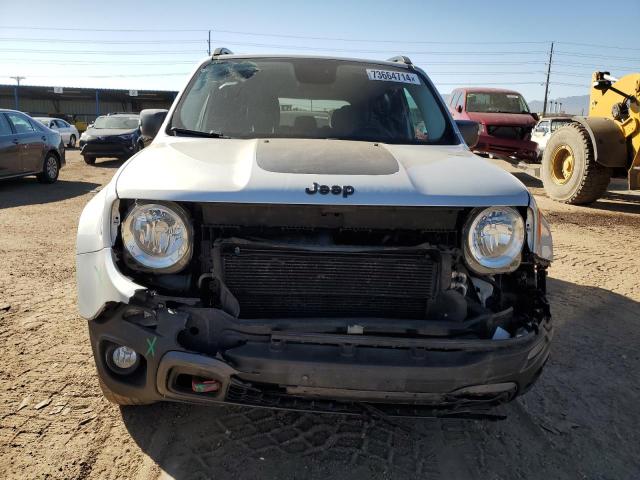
[464,206,525,275]
[121,201,193,273]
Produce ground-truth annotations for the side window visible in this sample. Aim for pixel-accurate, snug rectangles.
[55,120,67,128]
[49,121,57,129]
[450,91,460,109]
[537,121,550,133]
[403,88,429,140]
[6,113,35,134]
[0,114,13,136]
[449,91,459,107]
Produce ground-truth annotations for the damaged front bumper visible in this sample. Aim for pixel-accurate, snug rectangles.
[88,293,552,415]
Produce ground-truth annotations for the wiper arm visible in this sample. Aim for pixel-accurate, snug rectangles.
[169,127,228,138]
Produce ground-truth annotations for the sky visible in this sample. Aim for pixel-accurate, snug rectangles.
[0,0,639,102]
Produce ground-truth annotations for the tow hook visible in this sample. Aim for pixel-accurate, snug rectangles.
[191,377,221,393]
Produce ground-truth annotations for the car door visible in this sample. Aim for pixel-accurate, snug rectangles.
[6,112,46,173]
[0,113,21,177]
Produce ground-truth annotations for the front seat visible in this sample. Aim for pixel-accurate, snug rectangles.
[331,105,358,137]
[293,116,317,135]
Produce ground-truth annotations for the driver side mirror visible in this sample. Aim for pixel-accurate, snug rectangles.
[455,120,479,149]
[140,109,168,139]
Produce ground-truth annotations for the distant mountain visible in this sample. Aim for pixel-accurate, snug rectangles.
[527,95,589,115]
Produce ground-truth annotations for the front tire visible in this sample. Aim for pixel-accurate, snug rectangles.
[68,135,76,148]
[83,155,96,165]
[36,153,59,184]
[541,123,611,205]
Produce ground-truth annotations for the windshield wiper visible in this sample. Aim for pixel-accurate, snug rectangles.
[169,127,228,138]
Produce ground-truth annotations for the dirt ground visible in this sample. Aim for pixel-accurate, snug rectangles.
[1,150,639,480]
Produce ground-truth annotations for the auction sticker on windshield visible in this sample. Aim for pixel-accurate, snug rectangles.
[366,69,420,85]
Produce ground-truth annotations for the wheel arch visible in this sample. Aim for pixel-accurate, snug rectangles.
[570,116,627,168]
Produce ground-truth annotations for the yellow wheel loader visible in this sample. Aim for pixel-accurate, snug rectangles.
[541,71,640,204]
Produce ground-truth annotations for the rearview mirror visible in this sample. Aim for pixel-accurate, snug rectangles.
[456,105,463,113]
[455,120,480,149]
[140,109,168,140]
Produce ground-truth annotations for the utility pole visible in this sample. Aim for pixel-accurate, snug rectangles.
[542,41,554,117]
[208,30,211,56]
[10,76,25,110]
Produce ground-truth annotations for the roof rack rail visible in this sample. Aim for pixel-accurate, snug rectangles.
[387,55,413,66]
[212,47,234,57]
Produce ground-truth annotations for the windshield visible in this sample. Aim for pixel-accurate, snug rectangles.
[465,92,530,114]
[170,58,456,144]
[93,116,139,129]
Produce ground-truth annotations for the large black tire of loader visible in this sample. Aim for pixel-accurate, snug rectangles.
[98,376,153,406]
[541,123,611,205]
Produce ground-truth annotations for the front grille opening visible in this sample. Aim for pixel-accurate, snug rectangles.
[220,245,440,319]
[487,125,531,140]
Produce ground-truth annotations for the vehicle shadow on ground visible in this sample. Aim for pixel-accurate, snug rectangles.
[0,178,100,209]
[91,159,125,169]
[119,279,640,479]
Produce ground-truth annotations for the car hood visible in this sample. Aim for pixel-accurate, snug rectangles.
[85,128,137,137]
[115,137,530,207]
[466,112,536,127]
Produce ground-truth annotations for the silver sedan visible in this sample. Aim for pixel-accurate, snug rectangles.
[34,117,80,148]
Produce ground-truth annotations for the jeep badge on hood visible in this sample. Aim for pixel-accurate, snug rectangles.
[305,182,355,197]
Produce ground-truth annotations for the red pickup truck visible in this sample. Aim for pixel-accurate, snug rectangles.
[449,87,538,161]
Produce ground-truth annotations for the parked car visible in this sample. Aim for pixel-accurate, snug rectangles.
[33,117,80,148]
[77,52,553,414]
[531,116,576,160]
[0,109,65,183]
[449,87,538,161]
[79,113,144,165]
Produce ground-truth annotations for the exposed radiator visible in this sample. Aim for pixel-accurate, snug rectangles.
[220,243,440,319]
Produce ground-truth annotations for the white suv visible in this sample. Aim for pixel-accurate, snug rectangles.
[76,51,553,415]
[531,116,575,160]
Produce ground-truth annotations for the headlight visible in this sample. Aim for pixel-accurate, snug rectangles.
[122,202,192,273]
[118,133,134,141]
[464,206,525,274]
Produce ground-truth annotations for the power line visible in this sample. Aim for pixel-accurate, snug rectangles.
[0,25,207,32]
[555,51,640,63]
[0,37,206,44]
[0,25,550,44]
[557,41,640,52]
[1,44,549,55]
[0,58,200,65]
[20,72,191,78]
[0,57,551,66]
[1,26,636,52]
[0,48,204,55]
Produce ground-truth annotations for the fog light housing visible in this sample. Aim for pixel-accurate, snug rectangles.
[105,344,140,375]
